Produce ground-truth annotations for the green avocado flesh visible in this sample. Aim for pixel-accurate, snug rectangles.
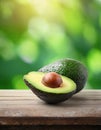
[39,58,88,93]
[24,71,76,104]
[24,72,76,94]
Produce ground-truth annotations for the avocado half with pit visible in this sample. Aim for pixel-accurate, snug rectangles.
[24,71,76,104]
[39,58,88,93]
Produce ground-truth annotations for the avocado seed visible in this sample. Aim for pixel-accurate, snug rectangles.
[41,72,63,88]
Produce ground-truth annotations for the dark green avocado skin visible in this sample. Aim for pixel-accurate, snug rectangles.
[39,58,88,93]
[24,79,75,104]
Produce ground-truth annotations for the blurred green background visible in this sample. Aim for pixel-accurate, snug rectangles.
[0,0,101,89]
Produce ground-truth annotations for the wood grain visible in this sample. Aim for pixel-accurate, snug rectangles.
[0,90,101,126]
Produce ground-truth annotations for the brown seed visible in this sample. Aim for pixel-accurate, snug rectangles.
[41,72,63,88]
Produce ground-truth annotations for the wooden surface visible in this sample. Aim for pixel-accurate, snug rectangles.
[0,90,101,129]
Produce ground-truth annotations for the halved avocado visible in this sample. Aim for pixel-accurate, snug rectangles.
[23,71,76,104]
[39,58,88,93]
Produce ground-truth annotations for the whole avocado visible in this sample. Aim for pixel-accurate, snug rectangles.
[39,58,88,93]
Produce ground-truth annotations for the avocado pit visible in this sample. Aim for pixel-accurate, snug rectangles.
[41,72,63,88]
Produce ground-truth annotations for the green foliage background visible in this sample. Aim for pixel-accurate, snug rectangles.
[0,0,101,89]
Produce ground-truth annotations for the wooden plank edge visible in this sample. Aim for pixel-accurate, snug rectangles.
[0,117,101,126]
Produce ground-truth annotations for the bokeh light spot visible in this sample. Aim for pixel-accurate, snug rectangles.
[87,49,101,73]
[18,38,39,63]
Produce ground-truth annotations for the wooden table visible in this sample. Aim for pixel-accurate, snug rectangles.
[0,90,101,130]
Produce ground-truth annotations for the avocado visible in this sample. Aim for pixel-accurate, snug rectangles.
[23,71,76,104]
[39,58,88,93]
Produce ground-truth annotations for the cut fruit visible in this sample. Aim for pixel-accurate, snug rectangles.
[23,71,76,104]
[39,58,88,93]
